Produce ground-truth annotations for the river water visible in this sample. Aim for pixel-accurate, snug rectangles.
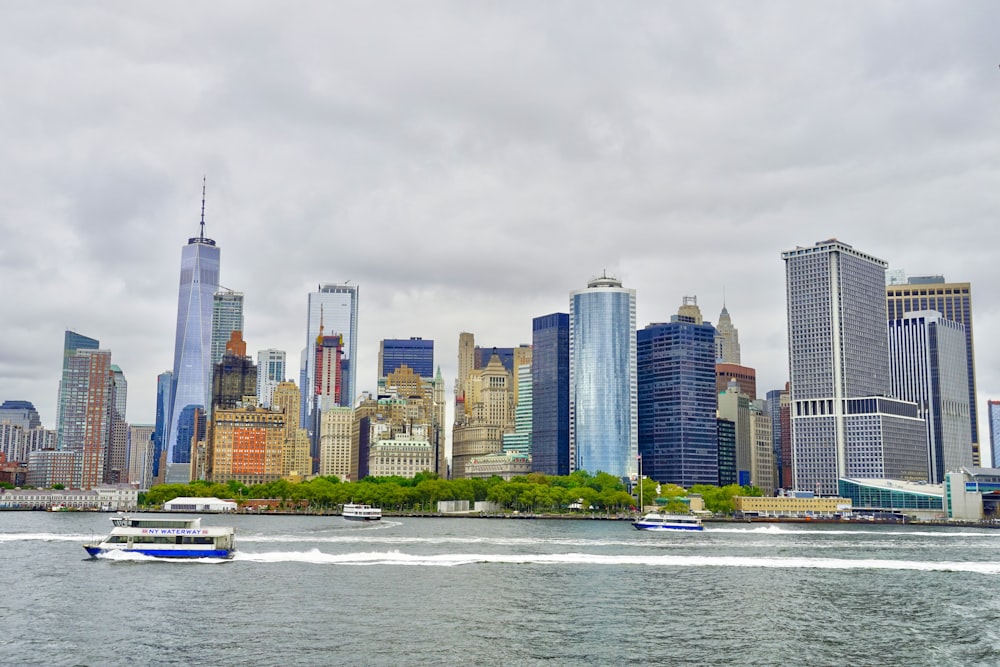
[2,512,999,666]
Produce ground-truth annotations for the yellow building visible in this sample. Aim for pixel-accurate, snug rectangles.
[319,406,354,479]
[734,495,851,518]
[209,406,285,485]
[271,381,312,478]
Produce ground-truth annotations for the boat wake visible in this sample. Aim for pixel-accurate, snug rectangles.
[231,549,1000,573]
[93,550,230,564]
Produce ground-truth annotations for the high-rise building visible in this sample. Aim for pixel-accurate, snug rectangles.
[717,381,751,485]
[210,290,244,367]
[715,363,757,400]
[256,349,287,409]
[637,297,718,487]
[766,386,792,489]
[55,330,99,448]
[211,331,257,411]
[0,401,41,430]
[531,313,570,476]
[319,406,354,479]
[989,400,1000,469]
[126,424,155,488]
[456,332,475,406]
[886,277,980,465]
[502,362,532,455]
[379,338,433,379]
[60,348,113,489]
[749,399,775,494]
[300,284,358,424]
[570,275,637,480]
[715,304,741,364]
[271,381,312,478]
[152,371,172,480]
[208,407,285,485]
[105,365,128,484]
[888,311,972,482]
[452,352,512,478]
[717,418,736,486]
[166,187,221,483]
[783,239,928,494]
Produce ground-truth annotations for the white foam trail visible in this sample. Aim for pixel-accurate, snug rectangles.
[706,526,999,537]
[232,549,1000,573]
[0,533,95,542]
[94,550,229,564]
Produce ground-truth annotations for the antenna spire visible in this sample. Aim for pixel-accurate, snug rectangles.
[199,176,207,240]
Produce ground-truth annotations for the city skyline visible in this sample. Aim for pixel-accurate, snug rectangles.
[2,5,1000,466]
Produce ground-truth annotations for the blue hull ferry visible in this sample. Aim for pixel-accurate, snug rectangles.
[632,512,704,531]
[84,515,236,559]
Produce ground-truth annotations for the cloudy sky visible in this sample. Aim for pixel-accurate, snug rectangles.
[2,2,999,459]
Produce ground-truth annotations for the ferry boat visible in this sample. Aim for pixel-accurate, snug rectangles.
[83,515,236,559]
[342,503,382,522]
[632,512,704,532]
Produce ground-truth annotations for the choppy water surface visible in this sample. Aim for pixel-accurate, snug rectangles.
[2,513,999,666]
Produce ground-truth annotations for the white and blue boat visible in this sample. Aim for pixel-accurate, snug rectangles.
[83,515,236,559]
[632,512,704,532]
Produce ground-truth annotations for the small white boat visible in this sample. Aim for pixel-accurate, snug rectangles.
[342,503,381,522]
[632,512,704,531]
[83,515,236,559]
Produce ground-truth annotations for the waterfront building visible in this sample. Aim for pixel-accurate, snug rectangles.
[166,188,221,483]
[531,313,570,476]
[319,406,354,479]
[105,365,128,484]
[888,311,972,482]
[945,467,1000,520]
[211,331,257,410]
[126,424,155,488]
[302,283,359,431]
[210,290,244,367]
[990,400,1000,469]
[208,405,285,485]
[749,399,776,494]
[0,400,41,430]
[715,363,756,400]
[55,330,99,448]
[717,418,736,486]
[637,297,718,487]
[379,338,433,379]
[26,449,79,489]
[783,239,928,494]
[715,304,741,364]
[368,427,434,478]
[60,348,113,489]
[838,478,944,520]
[375,366,447,477]
[887,276,980,465]
[570,275,637,480]
[734,495,850,519]
[256,349,286,409]
[717,381,751,486]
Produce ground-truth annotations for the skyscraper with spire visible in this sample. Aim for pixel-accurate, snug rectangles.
[165,180,221,483]
[715,303,741,364]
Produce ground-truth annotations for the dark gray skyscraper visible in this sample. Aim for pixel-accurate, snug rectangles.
[166,185,220,483]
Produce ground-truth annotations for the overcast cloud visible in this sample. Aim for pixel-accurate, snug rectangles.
[2,2,999,461]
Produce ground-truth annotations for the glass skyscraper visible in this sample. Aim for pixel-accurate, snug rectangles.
[637,299,718,487]
[531,313,570,476]
[989,400,1000,468]
[166,200,220,481]
[887,278,980,464]
[379,338,433,378]
[55,330,99,449]
[211,290,244,366]
[256,349,287,409]
[570,276,637,480]
[152,371,173,479]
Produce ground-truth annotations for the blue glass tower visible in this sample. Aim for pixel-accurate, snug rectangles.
[152,371,173,479]
[637,300,718,487]
[166,185,220,481]
[531,313,570,476]
[380,338,433,378]
[570,276,637,480]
